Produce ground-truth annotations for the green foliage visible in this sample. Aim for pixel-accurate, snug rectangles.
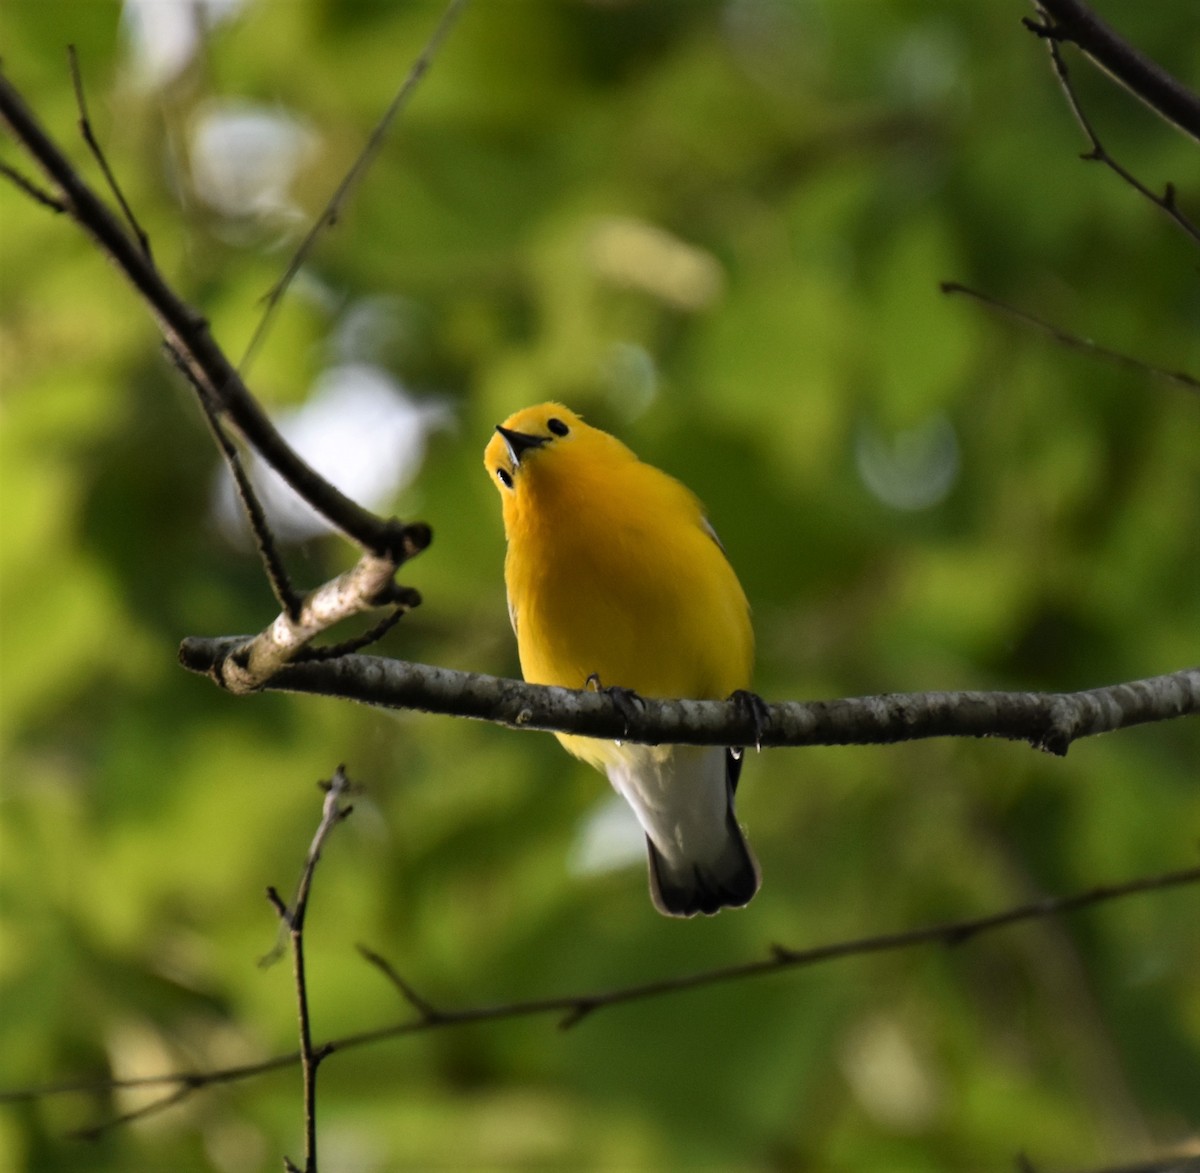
[2,1,1197,1169]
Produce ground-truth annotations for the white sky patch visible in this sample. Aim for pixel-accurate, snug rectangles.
[855,412,959,511]
[568,795,645,877]
[601,340,659,421]
[212,364,454,544]
[189,101,317,223]
[121,0,247,90]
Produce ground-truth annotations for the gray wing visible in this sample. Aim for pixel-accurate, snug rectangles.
[701,515,727,554]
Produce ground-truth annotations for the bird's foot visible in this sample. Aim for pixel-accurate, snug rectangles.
[729,689,770,751]
[586,673,644,738]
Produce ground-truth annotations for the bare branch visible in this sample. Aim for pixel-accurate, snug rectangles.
[241,0,470,372]
[940,281,1200,395]
[177,645,1200,755]
[203,556,423,695]
[173,347,304,616]
[11,861,1199,1121]
[299,606,409,661]
[1038,1154,1200,1173]
[285,768,356,936]
[67,44,154,262]
[268,767,356,1173]
[0,66,423,561]
[356,946,445,1023]
[66,1084,195,1141]
[0,159,66,211]
[1023,17,1200,243]
[1029,0,1200,143]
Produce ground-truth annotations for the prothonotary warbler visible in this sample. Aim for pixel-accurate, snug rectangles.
[484,403,759,916]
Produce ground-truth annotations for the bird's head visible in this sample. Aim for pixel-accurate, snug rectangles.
[484,403,592,500]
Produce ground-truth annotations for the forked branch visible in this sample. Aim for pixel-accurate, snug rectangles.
[1030,0,1200,143]
[1025,1,1200,243]
[0,67,422,561]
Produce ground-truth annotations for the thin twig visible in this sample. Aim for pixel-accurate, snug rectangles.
[68,45,154,262]
[1024,11,1200,244]
[1045,1155,1200,1173]
[170,344,303,616]
[267,767,356,1173]
[66,1084,195,1141]
[940,281,1200,395]
[0,159,66,211]
[240,0,469,374]
[357,946,444,1022]
[9,860,1199,1130]
[297,607,408,661]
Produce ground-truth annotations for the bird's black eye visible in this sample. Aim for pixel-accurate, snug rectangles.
[496,468,513,489]
[547,417,569,437]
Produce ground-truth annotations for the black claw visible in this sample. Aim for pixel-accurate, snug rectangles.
[586,674,644,737]
[729,689,770,751]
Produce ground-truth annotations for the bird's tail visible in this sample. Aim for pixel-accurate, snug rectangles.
[645,808,760,917]
[600,743,760,917]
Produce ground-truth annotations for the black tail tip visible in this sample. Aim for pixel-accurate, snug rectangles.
[645,835,761,918]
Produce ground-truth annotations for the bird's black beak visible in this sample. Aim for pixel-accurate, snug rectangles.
[496,425,547,467]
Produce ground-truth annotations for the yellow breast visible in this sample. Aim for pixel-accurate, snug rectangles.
[498,416,753,706]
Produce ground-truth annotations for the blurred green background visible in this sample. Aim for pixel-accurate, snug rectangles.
[2,1,1198,1169]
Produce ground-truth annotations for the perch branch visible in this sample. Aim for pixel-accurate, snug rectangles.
[177,643,1200,755]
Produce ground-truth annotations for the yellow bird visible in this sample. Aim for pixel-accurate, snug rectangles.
[484,403,759,916]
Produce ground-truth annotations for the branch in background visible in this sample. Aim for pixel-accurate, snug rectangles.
[184,356,305,616]
[14,861,1200,1132]
[68,51,442,650]
[68,45,153,262]
[0,158,66,211]
[1030,0,1200,143]
[241,0,469,373]
[1024,5,1200,244]
[940,282,1200,396]
[178,642,1200,755]
[266,768,356,1173]
[1020,1151,1200,1173]
[2,12,466,650]
[0,67,423,562]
